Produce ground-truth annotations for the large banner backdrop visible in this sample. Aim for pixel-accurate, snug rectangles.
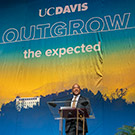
[0,0,135,135]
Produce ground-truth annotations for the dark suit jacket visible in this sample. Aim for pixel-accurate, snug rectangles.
[65,95,91,133]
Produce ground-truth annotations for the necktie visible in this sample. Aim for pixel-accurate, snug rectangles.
[72,96,77,108]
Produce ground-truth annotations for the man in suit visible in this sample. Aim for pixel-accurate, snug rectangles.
[65,83,91,135]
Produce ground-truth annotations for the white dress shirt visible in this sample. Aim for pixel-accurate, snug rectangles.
[71,94,80,108]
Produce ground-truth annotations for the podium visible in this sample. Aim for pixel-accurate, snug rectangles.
[47,100,95,135]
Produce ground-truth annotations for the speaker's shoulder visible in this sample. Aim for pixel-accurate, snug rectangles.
[79,95,89,101]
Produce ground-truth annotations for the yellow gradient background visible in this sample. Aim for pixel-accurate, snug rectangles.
[0,48,135,108]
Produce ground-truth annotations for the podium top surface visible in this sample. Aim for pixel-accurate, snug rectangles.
[47,100,95,120]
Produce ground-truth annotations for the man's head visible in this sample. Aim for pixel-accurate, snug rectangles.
[72,83,81,96]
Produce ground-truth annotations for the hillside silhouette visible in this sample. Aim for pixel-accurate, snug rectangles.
[0,88,135,135]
